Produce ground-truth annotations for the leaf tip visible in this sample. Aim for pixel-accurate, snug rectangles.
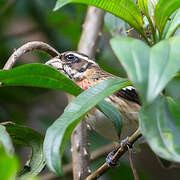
[53,1,69,11]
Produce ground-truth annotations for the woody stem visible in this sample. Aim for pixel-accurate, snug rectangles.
[70,6,105,180]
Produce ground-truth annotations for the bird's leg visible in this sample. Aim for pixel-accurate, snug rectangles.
[106,136,130,168]
[106,128,142,168]
[106,147,120,168]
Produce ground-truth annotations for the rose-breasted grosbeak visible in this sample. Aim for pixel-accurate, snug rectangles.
[45,51,141,142]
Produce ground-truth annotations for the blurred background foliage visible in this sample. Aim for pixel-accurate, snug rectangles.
[0,0,180,179]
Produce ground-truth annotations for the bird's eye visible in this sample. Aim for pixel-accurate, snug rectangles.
[65,54,76,61]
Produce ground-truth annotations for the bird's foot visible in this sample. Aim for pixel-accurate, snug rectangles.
[120,136,130,146]
[106,137,130,168]
[106,148,120,168]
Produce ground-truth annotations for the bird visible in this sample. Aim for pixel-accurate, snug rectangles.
[45,51,172,168]
[45,51,141,142]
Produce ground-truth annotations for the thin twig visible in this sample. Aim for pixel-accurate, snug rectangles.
[3,41,59,70]
[128,149,139,180]
[86,128,142,180]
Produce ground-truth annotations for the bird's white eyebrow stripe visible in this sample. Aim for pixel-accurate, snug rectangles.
[66,52,95,64]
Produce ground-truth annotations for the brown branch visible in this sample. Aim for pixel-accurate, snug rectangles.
[3,41,59,70]
[71,6,105,180]
[78,6,105,58]
[86,128,142,180]
[39,143,114,180]
[71,120,91,180]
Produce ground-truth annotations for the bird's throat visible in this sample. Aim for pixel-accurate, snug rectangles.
[76,79,93,90]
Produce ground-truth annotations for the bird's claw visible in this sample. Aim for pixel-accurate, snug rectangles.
[120,136,130,146]
[106,136,130,168]
[106,149,120,168]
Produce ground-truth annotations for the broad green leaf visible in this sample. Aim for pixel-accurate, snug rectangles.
[163,9,180,39]
[44,78,130,175]
[110,37,180,104]
[98,100,123,138]
[0,146,19,180]
[166,76,180,100]
[110,37,149,103]
[0,63,82,96]
[0,124,14,154]
[54,0,145,39]
[155,0,180,39]
[147,37,180,102]
[139,96,180,162]
[4,123,45,177]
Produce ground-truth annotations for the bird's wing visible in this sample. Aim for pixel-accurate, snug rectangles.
[115,86,141,105]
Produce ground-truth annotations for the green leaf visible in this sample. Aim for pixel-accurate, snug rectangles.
[4,123,45,177]
[138,0,149,17]
[111,37,149,103]
[110,37,180,104]
[139,96,180,163]
[166,76,180,100]
[98,100,123,138]
[0,146,19,180]
[154,0,180,39]
[44,78,130,175]
[147,37,180,102]
[0,124,14,154]
[0,63,82,96]
[163,9,180,39]
[54,0,145,39]
[20,175,39,180]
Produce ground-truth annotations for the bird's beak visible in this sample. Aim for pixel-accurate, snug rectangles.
[45,56,63,70]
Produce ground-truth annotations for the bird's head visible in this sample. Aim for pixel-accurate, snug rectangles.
[45,51,98,81]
